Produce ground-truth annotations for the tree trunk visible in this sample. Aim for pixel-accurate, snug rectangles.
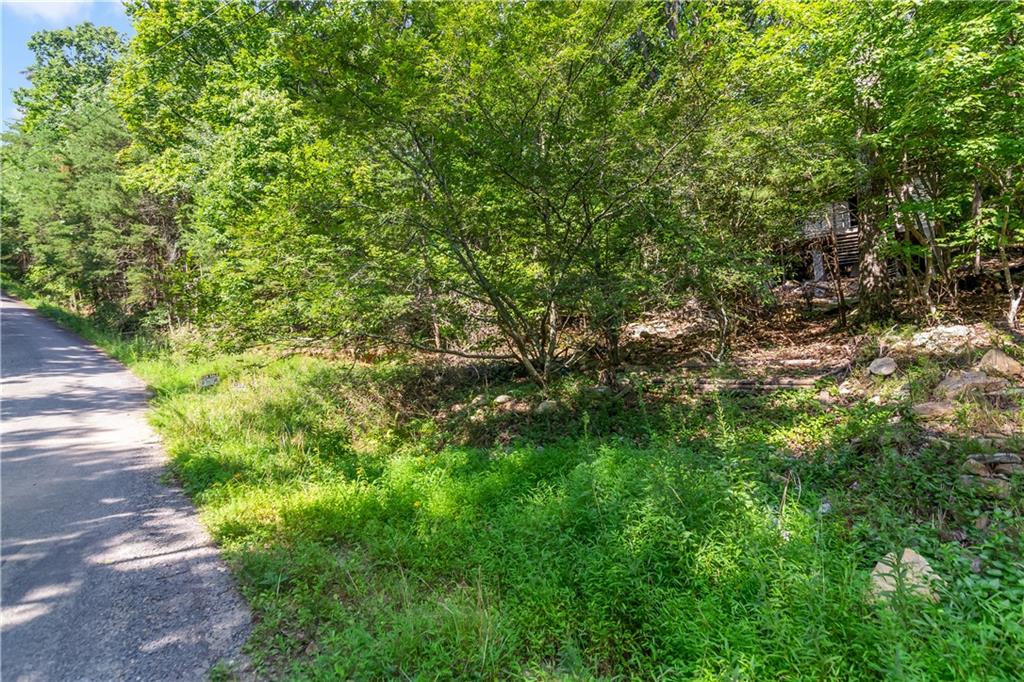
[1009,290,1023,330]
[822,236,847,328]
[857,150,891,321]
[999,207,1022,329]
[857,215,890,321]
[971,180,983,275]
[598,323,621,387]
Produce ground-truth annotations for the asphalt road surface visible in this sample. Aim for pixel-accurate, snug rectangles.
[1,294,250,681]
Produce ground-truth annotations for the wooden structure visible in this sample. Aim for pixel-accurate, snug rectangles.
[803,200,859,280]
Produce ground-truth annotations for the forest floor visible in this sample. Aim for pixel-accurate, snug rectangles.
[7,281,1024,680]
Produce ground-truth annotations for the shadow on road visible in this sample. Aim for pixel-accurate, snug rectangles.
[1,294,251,680]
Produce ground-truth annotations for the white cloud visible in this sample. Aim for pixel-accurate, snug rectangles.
[3,1,95,24]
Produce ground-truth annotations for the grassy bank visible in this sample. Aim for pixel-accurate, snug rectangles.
[7,287,1024,680]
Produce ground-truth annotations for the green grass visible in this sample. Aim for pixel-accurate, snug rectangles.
[8,285,1024,680]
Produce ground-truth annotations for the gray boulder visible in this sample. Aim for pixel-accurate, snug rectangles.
[935,370,1005,397]
[911,324,972,352]
[995,462,1024,477]
[868,357,898,376]
[911,401,955,419]
[960,454,1022,490]
[869,548,940,603]
[961,458,991,477]
[978,348,1023,378]
[969,452,1022,465]
[959,474,1012,499]
[534,400,559,415]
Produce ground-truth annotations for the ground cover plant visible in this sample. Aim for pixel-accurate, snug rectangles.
[117,347,1024,680]
[9,288,1023,680]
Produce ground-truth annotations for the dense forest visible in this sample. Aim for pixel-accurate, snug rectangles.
[4,2,1024,679]
[3,0,1021,378]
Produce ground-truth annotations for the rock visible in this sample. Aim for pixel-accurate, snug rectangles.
[894,324,998,354]
[868,357,898,376]
[962,458,992,477]
[818,500,832,515]
[969,452,1022,465]
[978,348,1023,378]
[934,370,1005,398]
[994,462,1024,477]
[469,394,487,408]
[911,324,972,351]
[962,454,1022,482]
[959,474,1011,499]
[493,394,514,405]
[912,401,956,419]
[869,395,884,406]
[869,548,940,603]
[534,400,558,415]
[199,373,220,389]
[817,389,836,404]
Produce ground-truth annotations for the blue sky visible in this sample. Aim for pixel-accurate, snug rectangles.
[2,0,132,130]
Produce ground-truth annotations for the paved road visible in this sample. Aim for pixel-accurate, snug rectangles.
[1,294,250,681]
